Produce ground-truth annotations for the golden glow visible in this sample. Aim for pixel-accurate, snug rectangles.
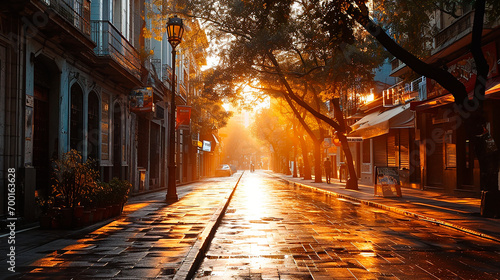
[123,202,150,213]
[365,93,375,103]
[241,176,267,220]
[360,93,375,104]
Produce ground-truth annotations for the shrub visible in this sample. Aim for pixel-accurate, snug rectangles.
[51,150,99,208]
[109,178,132,205]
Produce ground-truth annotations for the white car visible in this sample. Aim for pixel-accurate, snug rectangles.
[215,164,232,177]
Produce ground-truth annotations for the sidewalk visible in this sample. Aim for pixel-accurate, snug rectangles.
[1,175,241,279]
[271,173,500,243]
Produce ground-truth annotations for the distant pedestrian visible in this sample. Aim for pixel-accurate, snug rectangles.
[324,158,332,183]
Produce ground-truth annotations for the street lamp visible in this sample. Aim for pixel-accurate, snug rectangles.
[166,15,184,202]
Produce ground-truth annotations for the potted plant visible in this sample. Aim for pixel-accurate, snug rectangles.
[51,149,99,228]
[36,196,54,229]
[109,178,132,215]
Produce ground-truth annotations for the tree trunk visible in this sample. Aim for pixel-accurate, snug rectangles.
[266,51,357,187]
[332,98,359,190]
[284,153,291,175]
[299,135,312,180]
[313,140,322,183]
[272,152,279,173]
[337,133,358,190]
[293,145,298,177]
[350,0,498,212]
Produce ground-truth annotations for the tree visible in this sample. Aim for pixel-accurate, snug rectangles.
[251,107,295,173]
[178,0,386,189]
[321,0,498,213]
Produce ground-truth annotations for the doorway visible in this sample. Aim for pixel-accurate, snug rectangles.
[33,56,60,196]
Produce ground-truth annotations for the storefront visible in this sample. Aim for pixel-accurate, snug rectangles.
[349,104,417,187]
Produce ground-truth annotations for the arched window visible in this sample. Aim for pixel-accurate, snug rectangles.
[88,91,100,160]
[70,83,84,155]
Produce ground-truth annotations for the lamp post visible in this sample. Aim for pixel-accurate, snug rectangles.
[166,15,184,202]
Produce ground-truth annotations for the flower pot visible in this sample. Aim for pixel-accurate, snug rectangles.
[106,205,113,218]
[93,208,101,222]
[82,210,91,225]
[102,207,109,219]
[96,207,106,221]
[90,208,96,224]
[112,204,120,216]
[40,214,52,229]
[51,218,60,229]
[73,206,84,218]
[61,208,73,229]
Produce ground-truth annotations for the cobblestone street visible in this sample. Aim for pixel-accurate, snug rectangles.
[195,172,500,280]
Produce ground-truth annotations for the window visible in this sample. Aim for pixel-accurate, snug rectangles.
[70,84,84,154]
[88,91,100,160]
[101,93,110,161]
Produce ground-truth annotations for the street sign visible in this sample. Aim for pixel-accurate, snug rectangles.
[347,137,363,142]
[374,166,402,197]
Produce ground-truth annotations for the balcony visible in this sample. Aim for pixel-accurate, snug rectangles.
[42,0,91,36]
[163,64,173,86]
[434,11,474,52]
[383,77,423,107]
[162,64,186,103]
[91,20,141,83]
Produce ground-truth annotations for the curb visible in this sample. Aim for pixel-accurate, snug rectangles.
[277,177,500,244]
[173,172,244,280]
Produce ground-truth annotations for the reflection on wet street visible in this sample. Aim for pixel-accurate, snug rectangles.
[195,172,500,279]
[8,178,238,279]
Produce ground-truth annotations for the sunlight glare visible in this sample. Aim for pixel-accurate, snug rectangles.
[242,176,266,221]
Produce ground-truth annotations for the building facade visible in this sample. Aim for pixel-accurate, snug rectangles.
[0,0,209,223]
[349,6,500,197]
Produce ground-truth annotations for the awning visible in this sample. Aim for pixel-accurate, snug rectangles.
[410,76,500,111]
[409,94,455,111]
[485,77,500,98]
[349,104,414,139]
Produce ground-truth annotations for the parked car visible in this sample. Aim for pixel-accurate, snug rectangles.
[215,164,232,177]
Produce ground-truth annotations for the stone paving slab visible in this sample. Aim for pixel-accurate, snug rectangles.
[196,172,500,280]
[1,175,241,279]
[271,173,500,243]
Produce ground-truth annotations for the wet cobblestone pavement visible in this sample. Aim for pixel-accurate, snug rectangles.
[195,172,500,280]
[4,177,239,279]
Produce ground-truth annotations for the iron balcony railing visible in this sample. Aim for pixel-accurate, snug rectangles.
[163,64,173,86]
[42,0,90,36]
[434,11,474,49]
[91,20,141,80]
